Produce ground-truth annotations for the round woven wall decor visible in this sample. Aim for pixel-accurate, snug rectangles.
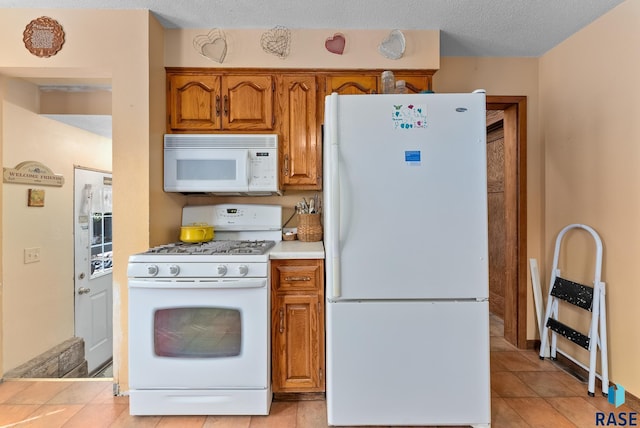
[23,16,65,58]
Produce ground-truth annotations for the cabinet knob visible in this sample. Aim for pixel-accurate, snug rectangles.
[223,95,229,116]
[215,95,221,117]
[283,154,289,176]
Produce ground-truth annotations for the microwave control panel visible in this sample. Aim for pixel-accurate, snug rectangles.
[249,149,278,190]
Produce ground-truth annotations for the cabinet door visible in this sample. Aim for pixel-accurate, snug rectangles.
[325,75,378,95]
[272,293,323,392]
[167,74,221,132]
[280,75,321,189]
[394,74,433,94]
[222,75,274,130]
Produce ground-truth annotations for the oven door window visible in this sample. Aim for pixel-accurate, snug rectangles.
[154,307,241,358]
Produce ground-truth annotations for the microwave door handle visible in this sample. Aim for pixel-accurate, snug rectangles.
[246,151,251,186]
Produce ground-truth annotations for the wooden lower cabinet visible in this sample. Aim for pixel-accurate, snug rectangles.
[271,259,324,395]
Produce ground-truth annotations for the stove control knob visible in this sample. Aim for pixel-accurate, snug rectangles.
[169,265,180,276]
[238,265,249,276]
[217,265,228,276]
[147,265,159,276]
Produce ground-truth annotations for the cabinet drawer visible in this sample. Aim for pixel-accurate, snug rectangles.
[271,259,323,292]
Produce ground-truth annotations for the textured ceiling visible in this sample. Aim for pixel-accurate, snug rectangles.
[0,0,626,57]
[1,0,625,138]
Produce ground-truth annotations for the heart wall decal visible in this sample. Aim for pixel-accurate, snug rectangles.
[261,26,291,59]
[193,29,228,63]
[325,33,346,55]
[378,29,406,60]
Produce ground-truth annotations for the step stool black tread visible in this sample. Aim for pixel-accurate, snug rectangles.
[551,276,594,311]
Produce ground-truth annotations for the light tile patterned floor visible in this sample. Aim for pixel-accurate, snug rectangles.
[0,314,636,427]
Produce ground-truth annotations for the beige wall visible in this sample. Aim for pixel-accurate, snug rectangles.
[1,78,111,371]
[0,9,161,392]
[433,57,542,341]
[0,76,4,378]
[539,0,639,396]
[40,89,111,115]
[165,29,439,69]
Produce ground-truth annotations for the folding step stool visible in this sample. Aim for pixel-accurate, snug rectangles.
[539,224,608,396]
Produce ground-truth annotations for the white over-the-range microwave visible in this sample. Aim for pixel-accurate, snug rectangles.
[164,134,280,195]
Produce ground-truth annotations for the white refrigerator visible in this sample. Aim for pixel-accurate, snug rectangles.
[323,91,491,427]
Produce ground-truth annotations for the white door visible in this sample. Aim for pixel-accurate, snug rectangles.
[326,300,491,426]
[324,93,488,300]
[74,167,113,374]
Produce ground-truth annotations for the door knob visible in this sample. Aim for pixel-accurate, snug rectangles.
[78,287,91,295]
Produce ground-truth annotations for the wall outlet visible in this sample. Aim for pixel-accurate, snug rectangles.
[24,247,41,264]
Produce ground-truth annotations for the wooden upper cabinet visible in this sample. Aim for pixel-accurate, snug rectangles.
[394,74,433,94]
[165,68,436,190]
[279,75,321,189]
[168,74,221,131]
[222,75,274,130]
[325,75,378,95]
[167,70,274,132]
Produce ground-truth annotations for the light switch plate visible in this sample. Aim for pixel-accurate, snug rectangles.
[24,247,41,264]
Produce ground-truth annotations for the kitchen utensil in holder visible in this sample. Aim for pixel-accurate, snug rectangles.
[297,213,322,242]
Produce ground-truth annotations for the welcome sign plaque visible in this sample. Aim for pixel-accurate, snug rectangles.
[3,161,65,187]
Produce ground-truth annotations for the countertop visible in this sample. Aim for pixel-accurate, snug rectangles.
[270,240,325,259]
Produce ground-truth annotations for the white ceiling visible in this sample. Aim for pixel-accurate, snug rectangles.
[0,0,625,56]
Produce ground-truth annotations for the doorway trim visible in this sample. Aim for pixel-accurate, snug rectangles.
[487,96,527,349]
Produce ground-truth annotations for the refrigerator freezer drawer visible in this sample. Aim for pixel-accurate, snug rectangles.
[326,299,491,426]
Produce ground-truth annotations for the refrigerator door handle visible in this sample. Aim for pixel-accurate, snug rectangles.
[329,92,341,298]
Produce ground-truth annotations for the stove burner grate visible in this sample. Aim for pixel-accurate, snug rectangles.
[145,240,276,256]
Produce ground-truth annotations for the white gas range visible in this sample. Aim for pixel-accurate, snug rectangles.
[127,204,281,416]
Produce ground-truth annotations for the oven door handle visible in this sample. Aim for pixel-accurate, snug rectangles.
[128,278,267,289]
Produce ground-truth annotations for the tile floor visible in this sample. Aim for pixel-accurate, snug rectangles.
[0,314,636,427]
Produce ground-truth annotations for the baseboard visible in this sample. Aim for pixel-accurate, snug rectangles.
[273,392,325,401]
[532,341,640,412]
[526,339,539,350]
